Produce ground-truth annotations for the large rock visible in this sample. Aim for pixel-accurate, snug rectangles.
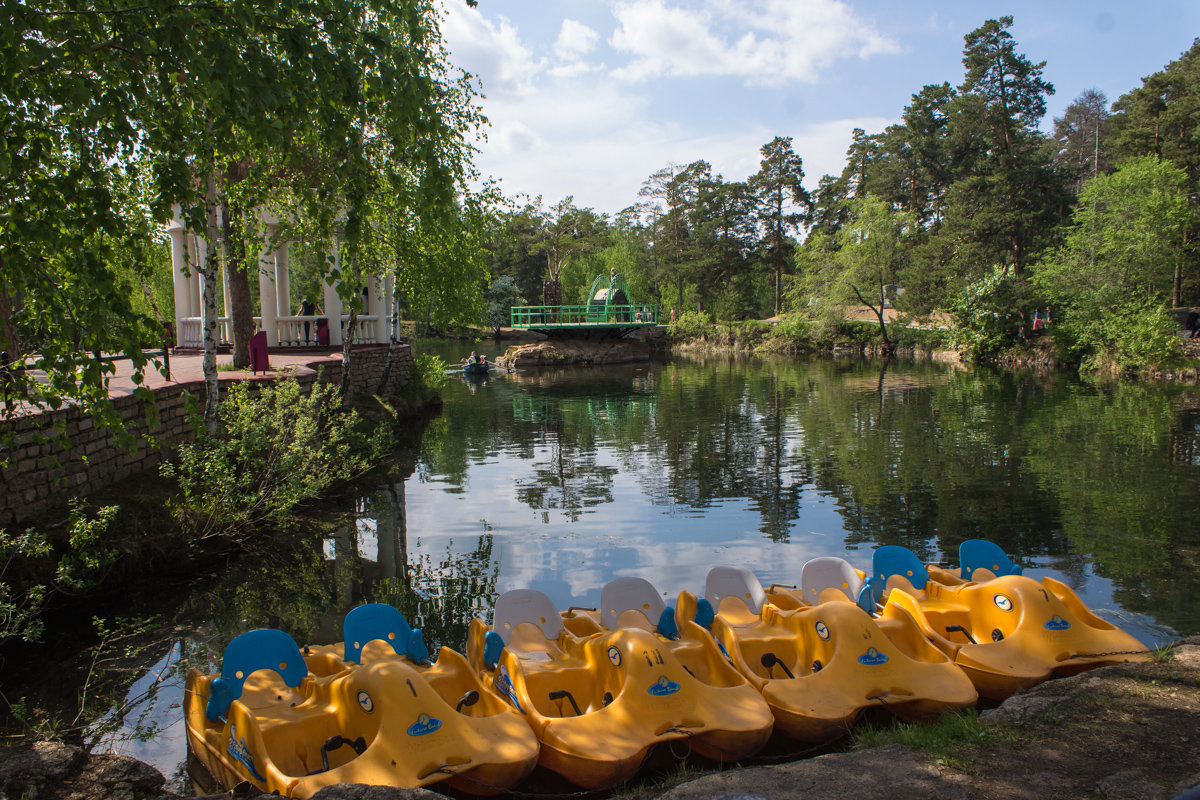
[653,744,970,800]
[501,338,650,367]
[0,743,164,800]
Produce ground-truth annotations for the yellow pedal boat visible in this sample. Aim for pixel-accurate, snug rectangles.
[689,565,977,742]
[871,544,1153,700]
[467,587,774,789]
[185,604,539,797]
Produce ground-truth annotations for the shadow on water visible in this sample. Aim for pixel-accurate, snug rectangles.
[4,344,1198,793]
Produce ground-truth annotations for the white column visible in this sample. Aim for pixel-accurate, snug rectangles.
[257,246,279,347]
[167,215,189,348]
[188,236,204,318]
[370,273,385,343]
[275,245,291,316]
[220,263,232,320]
[323,242,343,346]
[384,273,396,342]
[323,279,343,346]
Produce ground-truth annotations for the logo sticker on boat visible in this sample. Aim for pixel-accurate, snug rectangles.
[226,724,266,781]
[858,647,889,666]
[815,621,830,640]
[993,594,1013,612]
[648,676,681,696]
[407,713,443,737]
[1044,615,1071,631]
[607,646,622,667]
[356,691,374,713]
[495,665,525,714]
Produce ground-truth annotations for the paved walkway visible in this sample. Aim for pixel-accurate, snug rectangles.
[104,348,355,397]
[4,348,372,417]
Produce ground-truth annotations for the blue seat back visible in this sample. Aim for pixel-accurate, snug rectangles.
[959,539,1023,580]
[343,603,413,665]
[205,629,306,721]
[872,545,929,588]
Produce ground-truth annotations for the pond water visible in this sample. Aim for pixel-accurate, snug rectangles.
[80,344,1200,790]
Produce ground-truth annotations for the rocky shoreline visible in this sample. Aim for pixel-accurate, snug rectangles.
[4,637,1197,800]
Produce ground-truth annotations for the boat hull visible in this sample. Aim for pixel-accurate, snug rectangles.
[185,647,538,798]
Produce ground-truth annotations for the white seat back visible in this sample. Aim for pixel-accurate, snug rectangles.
[801,557,864,605]
[600,577,666,630]
[705,566,765,615]
[492,589,563,644]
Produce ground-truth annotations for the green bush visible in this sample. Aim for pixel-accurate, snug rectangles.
[409,353,449,394]
[772,313,811,345]
[1058,295,1181,373]
[163,378,392,541]
[667,310,715,340]
[951,265,1023,361]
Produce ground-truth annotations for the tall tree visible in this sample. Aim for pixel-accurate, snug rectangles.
[1033,156,1192,365]
[1110,39,1200,303]
[750,137,810,316]
[1053,89,1112,194]
[938,15,1068,330]
[638,161,709,313]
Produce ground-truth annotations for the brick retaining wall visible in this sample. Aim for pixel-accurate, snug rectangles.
[0,344,413,528]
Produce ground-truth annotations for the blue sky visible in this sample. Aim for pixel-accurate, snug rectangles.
[440,1,1200,215]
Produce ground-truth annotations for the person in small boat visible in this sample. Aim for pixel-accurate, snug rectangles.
[461,351,477,365]
[479,354,488,365]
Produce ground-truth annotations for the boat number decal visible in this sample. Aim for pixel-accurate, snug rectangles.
[608,646,622,667]
[858,647,889,666]
[815,621,830,640]
[648,676,681,696]
[495,665,525,714]
[357,691,375,713]
[226,724,266,781]
[993,594,1013,612]
[1044,615,1071,631]
[642,649,665,667]
[407,713,443,737]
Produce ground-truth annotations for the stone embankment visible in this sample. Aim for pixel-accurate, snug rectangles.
[3,637,1197,800]
[500,337,651,367]
[0,345,413,528]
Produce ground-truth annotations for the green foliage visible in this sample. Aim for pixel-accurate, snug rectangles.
[1060,295,1182,373]
[163,379,392,540]
[485,276,524,334]
[409,354,449,395]
[0,528,51,644]
[1032,156,1192,370]
[667,310,715,340]
[55,501,121,591]
[951,265,1024,360]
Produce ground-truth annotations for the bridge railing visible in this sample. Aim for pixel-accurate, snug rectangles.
[511,304,658,327]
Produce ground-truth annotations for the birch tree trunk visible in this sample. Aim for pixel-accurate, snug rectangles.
[201,172,223,431]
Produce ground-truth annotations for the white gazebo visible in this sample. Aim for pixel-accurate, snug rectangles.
[166,207,394,350]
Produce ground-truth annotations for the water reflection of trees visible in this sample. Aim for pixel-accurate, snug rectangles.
[415,353,1200,636]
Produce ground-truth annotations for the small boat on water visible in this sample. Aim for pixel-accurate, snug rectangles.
[870,543,1152,700]
[688,565,977,742]
[184,604,539,797]
[466,586,774,789]
[462,361,491,375]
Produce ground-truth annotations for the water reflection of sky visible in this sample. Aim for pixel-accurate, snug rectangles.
[405,348,1188,650]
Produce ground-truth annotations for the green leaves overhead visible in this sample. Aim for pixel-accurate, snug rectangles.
[3,0,486,420]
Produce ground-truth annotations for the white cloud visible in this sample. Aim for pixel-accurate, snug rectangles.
[610,0,899,86]
[439,5,542,98]
[554,19,601,60]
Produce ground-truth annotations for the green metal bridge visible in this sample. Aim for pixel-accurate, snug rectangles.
[509,273,658,338]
